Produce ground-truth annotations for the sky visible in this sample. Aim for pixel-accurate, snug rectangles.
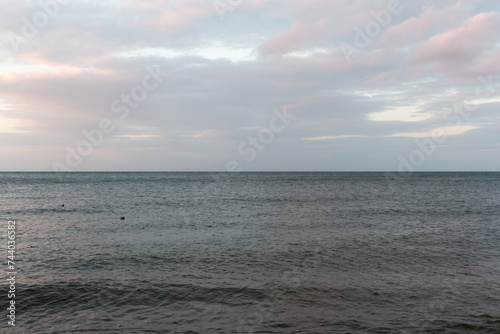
[0,0,499,171]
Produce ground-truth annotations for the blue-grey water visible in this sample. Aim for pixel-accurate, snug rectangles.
[1,172,500,333]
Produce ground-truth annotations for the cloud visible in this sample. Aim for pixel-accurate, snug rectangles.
[378,2,473,49]
[408,11,500,77]
[368,106,432,122]
[391,125,480,138]
[0,0,499,171]
[303,135,368,141]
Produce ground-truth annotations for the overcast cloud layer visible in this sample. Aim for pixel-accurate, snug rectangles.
[0,0,499,171]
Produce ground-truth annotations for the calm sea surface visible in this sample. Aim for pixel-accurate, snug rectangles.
[1,172,499,333]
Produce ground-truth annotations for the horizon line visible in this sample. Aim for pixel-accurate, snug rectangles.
[1,170,499,173]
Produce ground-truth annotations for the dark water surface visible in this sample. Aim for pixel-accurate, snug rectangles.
[1,172,499,333]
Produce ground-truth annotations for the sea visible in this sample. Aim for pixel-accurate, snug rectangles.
[1,172,499,333]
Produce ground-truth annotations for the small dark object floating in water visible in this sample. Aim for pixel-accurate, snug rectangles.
[120,217,125,220]
[61,204,65,207]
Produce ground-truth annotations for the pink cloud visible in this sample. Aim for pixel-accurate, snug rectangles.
[259,20,310,55]
[411,11,500,62]
[364,71,398,87]
[118,0,213,33]
[257,0,379,56]
[150,7,208,32]
[378,3,472,49]
[472,48,500,75]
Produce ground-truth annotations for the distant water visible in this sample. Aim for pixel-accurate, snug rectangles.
[1,172,500,333]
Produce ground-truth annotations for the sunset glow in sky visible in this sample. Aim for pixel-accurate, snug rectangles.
[1,0,499,171]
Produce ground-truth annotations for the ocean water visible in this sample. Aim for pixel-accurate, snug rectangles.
[1,172,499,333]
